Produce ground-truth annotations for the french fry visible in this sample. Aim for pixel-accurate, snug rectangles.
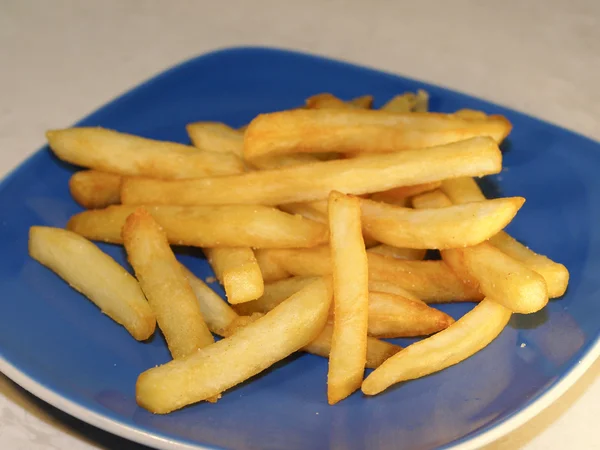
[243,109,511,161]
[136,277,333,414]
[249,153,322,170]
[327,191,369,404]
[444,243,548,313]
[360,196,524,249]
[69,170,121,209]
[441,177,569,298]
[262,247,481,302]
[203,247,264,304]
[186,122,244,157]
[28,226,155,341]
[67,204,328,249]
[367,245,426,261]
[362,299,511,395]
[380,93,418,113]
[46,128,244,179]
[122,208,213,359]
[413,89,430,112]
[412,189,549,313]
[370,181,441,205]
[305,324,400,369]
[305,93,373,110]
[411,189,454,209]
[367,291,454,338]
[121,137,502,206]
[348,95,374,109]
[278,202,327,224]
[253,249,291,282]
[453,109,488,120]
[367,280,424,303]
[233,276,319,316]
[180,265,239,334]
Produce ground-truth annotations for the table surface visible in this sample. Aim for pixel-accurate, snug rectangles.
[1,1,599,449]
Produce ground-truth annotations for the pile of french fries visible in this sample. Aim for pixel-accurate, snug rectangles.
[29,91,569,413]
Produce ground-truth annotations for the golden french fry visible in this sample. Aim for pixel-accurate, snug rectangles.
[47,128,244,179]
[360,196,524,249]
[414,89,430,112]
[306,93,354,109]
[180,265,239,334]
[253,249,291,282]
[233,276,319,316]
[453,109,488,120]
[136,277,333,414]
[278,202,327,224]
[28,226,155,341]
[380,93,418,113]
[367,280,424,303]
[122,208,213,359]
[370,181,441,205]
[67,204,328,249]
[367,291,454,338]
[262,247,481,302]
[243,109,510,161]
[411,189,454,209]
[305,324,400,369]
[489,232,569,298]
[348,95,374,109]
[69,170,121,209]
[203,247,264,304]
[327,191,369,404]
[367,244,426,261]
[186,122,244,157]
[121,137,502,206]
[362,299,511,395]
[249,153,322,170]
[444,243,548,314]
[441,177,569,298]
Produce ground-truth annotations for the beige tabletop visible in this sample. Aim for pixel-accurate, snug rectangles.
[1,1,599,449]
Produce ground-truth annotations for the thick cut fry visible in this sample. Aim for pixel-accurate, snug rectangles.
[367,244,426,261]
[28,226,155,341]
[441,177,569,298]
[68,204,328,249]
[243,109,510,160]
[69,170,121,209]
[122,208,213,359]
[489,232,569,298]
[47,128,244,179]
[327,191,369,404]
[362,299,511,395]
[233,276,319,316]
[136,277,333,414]
[253,249,290,282]
[360,196,524,249]
[180,265,239,334]
[444,243,548,313]
[305,324,400,369]
[262,247,481,302]
[370,181,441,205]
[367,292,454,338]
[203,247,264,304]
[186,122,244,157]
[121,137,502,206]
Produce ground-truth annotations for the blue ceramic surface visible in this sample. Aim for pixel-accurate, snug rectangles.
[0,47,599,450]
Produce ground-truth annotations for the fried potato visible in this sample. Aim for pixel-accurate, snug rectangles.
[121,137,502,206]
[249,153,322,170]
[367,280,424,303]
[380,93,418,113]
[360,196,523,249]
[69,170,121,209]
[278,202,327,224]
[348,95,374,109]
[67,204,328,249]
[203,247,264,304]
[253,249,291,282]
[453,109,488,120]
[367,244,426,261]
[441,177,569,298]
[136,277,333,414]
[243,109,510,161]
[262,247,481,302]
[411,189,454,209]
[305,324,400,369]
[305,93,373,110]
[367,292,454,338]
[413,89,430,112]
[186,122,244,156]
[180,264,239,334]
[46,128,244,179]
[122,208,213,359]
[327,191,369,404]
[370,181,441,205]
[444,243,548,313]
[362,299,511,395]
[28,226,155,340]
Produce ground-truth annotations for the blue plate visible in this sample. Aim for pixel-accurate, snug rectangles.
[0,47,599,450]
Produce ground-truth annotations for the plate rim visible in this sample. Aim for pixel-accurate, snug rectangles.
[1,45,599,450]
